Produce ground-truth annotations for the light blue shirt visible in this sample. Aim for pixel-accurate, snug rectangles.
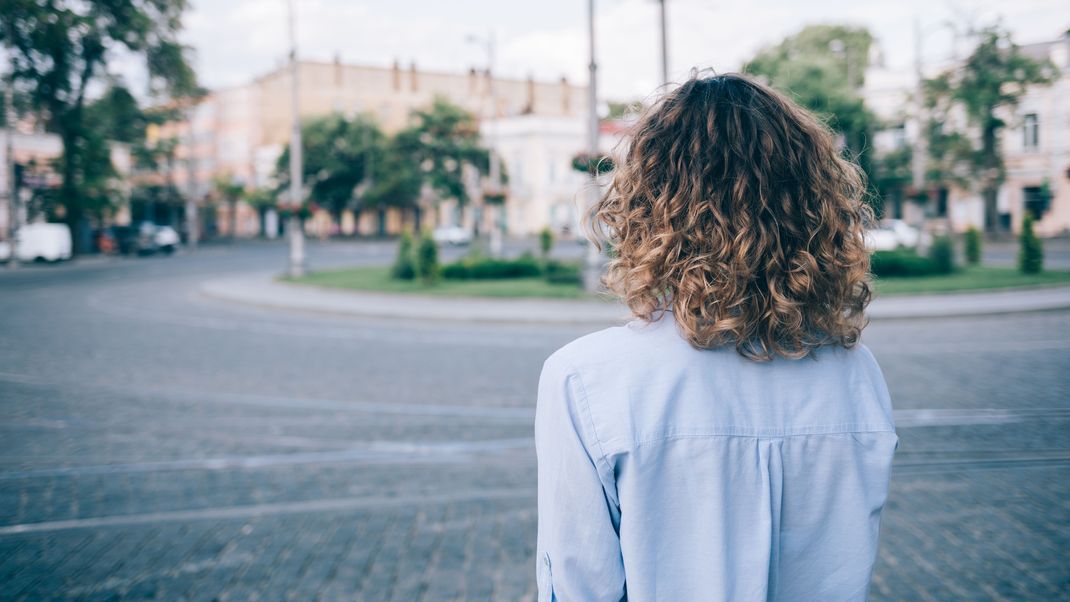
[535,313,897,601]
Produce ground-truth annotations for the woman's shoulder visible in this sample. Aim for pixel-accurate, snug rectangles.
[545,312,683,374]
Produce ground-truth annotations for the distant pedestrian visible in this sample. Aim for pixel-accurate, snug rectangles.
[536,73,896,601]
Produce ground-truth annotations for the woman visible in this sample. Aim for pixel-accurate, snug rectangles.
[535,74,897,601]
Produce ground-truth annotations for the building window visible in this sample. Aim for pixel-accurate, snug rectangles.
[1023,113,1039,150]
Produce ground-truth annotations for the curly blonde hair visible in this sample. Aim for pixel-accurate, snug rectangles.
[590,73,873,360]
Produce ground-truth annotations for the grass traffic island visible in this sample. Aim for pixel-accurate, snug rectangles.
[283,264,1070,300]
[284,266,589,299]
[872,266,1070,295]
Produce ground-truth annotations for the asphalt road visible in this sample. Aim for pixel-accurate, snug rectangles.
[0,240,1068,601]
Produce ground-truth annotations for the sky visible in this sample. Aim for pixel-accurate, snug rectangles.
[172,0,1069,102]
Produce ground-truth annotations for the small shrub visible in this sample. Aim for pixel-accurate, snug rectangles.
[391,231,416,280]
[544,260,582,285]
[963,226,982,266]
[416,230,440,284]
[928,235,955,274]
[1018,213,1043,274]
[538,227,554,258]
[443,256,541,280]
[870,249,940,277]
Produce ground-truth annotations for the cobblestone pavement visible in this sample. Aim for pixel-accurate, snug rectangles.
[1,242,1068,601]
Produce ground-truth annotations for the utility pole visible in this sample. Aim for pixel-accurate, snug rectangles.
[583,0,602,292]
[286,0,306,277]
[184,106,199,250]
[911,17,927,204]
[486,32,503,258]
[468,32,503,257]
[657,0,669,86]
[4,37,18,270]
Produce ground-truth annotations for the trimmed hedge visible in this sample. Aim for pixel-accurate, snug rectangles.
[442,256,542,280]
[544,260,582,285]
[441,255,583,285]
[871,246,955,278]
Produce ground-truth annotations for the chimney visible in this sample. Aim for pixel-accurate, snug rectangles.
[560,76,570,114]
[524,73,535,115]
[333,53,342,86]
[392,59,401,92]
[410,61,418,92]
[468,67,478,94]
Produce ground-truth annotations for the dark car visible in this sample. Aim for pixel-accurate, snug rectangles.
[111,224,158,255]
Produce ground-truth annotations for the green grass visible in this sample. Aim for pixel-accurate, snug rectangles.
[872,266,1070,295]
[285,265,1070,300]
[283,266,587,299]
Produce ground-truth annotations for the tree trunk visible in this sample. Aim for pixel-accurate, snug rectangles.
[59,130,82,256]
[229,198,238,240]
[981,122,1003,235]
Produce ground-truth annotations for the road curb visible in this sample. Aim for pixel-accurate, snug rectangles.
[200,273,1070,324]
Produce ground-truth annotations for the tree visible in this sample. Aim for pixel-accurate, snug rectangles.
[213,176,245,240]
[2,0,199,253]
[923,26,1053,233]
[744,25,879,194]
[275,113,385,229]
[394,97,490,210]
[362,136,423,231]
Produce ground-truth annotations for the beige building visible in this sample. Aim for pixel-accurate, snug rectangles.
[159,59,587,238]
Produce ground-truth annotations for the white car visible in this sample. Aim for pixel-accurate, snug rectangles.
[0,223,73,262]
[154,225,181,254]
[864,219,932,251]
[432,226,472,246]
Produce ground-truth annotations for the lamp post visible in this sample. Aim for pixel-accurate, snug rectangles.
[285,0,306,277]
[467,32,503,257]
[657,0,669,86]
[4,31,18,270]
[582,0,602,292]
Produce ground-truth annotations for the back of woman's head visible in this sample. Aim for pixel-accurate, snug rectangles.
[592,73,872,361]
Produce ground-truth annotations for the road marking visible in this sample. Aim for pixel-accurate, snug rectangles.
[0,487,536,536]
[0,438,534,480]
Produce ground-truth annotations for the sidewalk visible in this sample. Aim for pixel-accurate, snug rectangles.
[200,273,1070,324]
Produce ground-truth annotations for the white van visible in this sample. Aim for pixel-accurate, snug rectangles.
[0,223,74,262]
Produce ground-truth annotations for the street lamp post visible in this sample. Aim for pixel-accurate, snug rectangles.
[582,0,602,292]
[4,33,19,270]
[286,0,306,277]
[657,0,669,86]
[468,32,503,257]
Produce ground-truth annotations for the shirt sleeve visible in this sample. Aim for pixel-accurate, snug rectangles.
[535,353,626,602]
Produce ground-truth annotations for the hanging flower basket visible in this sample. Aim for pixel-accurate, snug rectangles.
[571,152,615,175]
[484,189,507,205]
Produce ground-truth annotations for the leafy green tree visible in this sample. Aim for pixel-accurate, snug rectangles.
[213,176,245,240]
[964,226,982,265]
[275,113,385,228]
[416,229,440,284]
[2,0,199,253]
[363,136,423,230]
[392,231,416,280]
[744,25,878,192]
[538,227,554,259]
[1018,213,1043,273]
[395,97,490,209]
[923,26,1052,233]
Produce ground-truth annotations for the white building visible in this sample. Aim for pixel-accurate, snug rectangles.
[864,31,1070,236]
[484,115,589,238]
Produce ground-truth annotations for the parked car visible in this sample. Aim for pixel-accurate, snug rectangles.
[432,226,472,246]
[864,219,932,251]
[154,225,180,254]
[112,223,158,255]
[0,223,73,262]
